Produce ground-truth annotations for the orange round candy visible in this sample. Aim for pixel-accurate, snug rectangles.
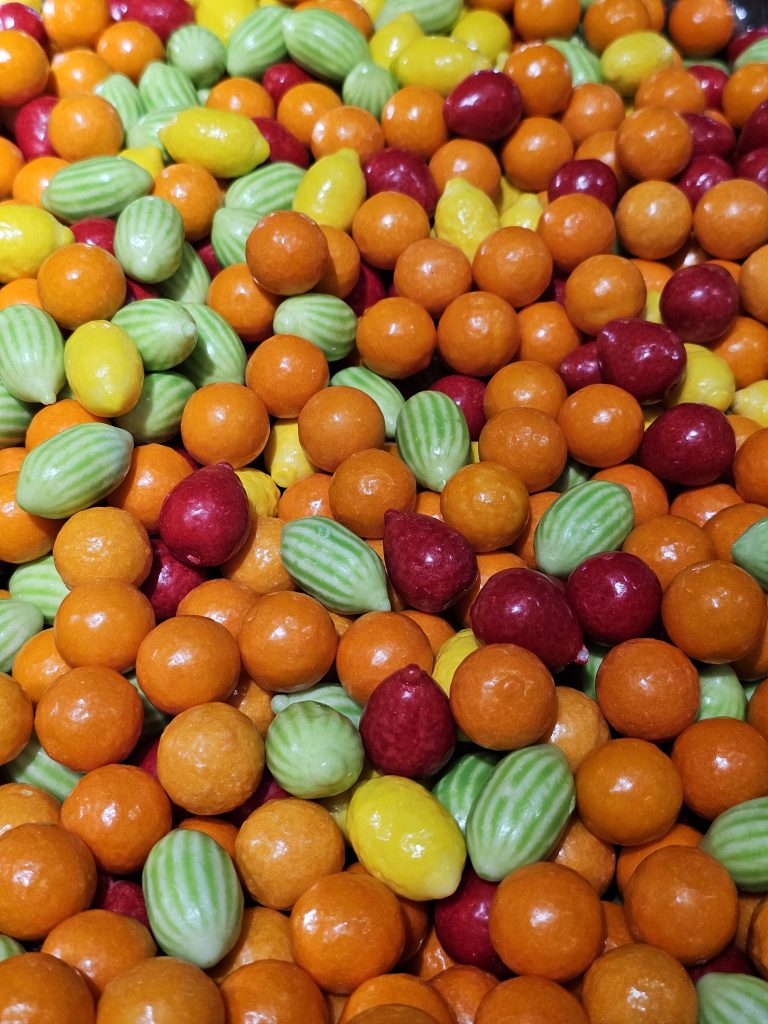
[0,953,94,1024]
[206,77,274,118]
[277,82,341,147]
[472,227,553,309]
[316,224,361,298]
[517,302,582,368]
[176,578,259,638]
[246,211,329,296]
[0,782,60,839]
[278,474,333,522]
[311,105,383,163]
[336,611,434,704]
[538,193,617,272]
[61,763,171,874]
[37,242,126,329]
[514,0,580,37]
[436,292,519,377]
[298,386,385,473]
[221,960,327,1024]
[703,501,768,561]
[733,428,768,505]
[206,263,279,344]
[223,516,296,596]
[476,975,588,1024]
[12,155,68,208]
[581,944,697,1024]
[622,513,716,590]
[583,0,651,52]
[740,245,768,323]
[96,956,224,1024]
[48,94,123,162]
[635,67,706,113]
[355,297,437,379]
[180,382,270,467]
[394,238,472,318]
[557,383,644,468]
[592,464,669,525]
[152,162,222,242]
[329,448,416,538]
[352,193,430,272]
[693,178,768,260]
[95,20,165,81]
[616,106,693,180]
[561,83,626,146]
[429,139,501,198]
[211,906,295,981]
[512,490,560,566]
[0,471,62,564]
[107,443,193,533]
[575,737,683,845]
[53,579,155,673]
[723,64,768,129]
[178,817,238,858]
[52,506,151,589]
[380,87,447,160]
[615,821,702,893]
[0,822,96,941]
[544,685,611,772]
[576,131,627,191]
[503,44,573,117]
[602,901,634,953]
[484,361,567,420]
[440,461,530,552]
[430,965,498,1024]
[710,316,768,389]
[49,48,111,98]
[550,815,616,895]
[489,862,605,982]
[668,0,733,56]
[0,29,49,106]
[563,255,647,335]
[245,333,329,419]
[0,672,32,765]
[615,180,693,260]
[10,628,71,705]
[501,115,575,192]
[339,974,455,1024]
[478,407,567,493]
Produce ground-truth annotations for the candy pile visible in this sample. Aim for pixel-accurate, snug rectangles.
[1,0,768,1019]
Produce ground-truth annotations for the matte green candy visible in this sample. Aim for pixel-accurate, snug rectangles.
[330,366,404,439]
[211,207,261,267]
[9,554,69,625]
[534,480,634,578]
[734,38,768,70]
[572,641,608,700]
[95,74,146,135]
[266,701,364,799]
[396,390,471,492]
[0,598,44,673]
[4,735,82,800]
[0,383,35,447]
[732,516,768,591]
[226,6,289,79]
[138,60,197,112]
[125,670,170,740]
[224,161,305,215]
[697,665,747,722]
[281,515,391,614]
[697,973,768,1024]
[701,797,768,891]
[0,935,24,962]
[112,299,198,371]
[114,196,186,284]
[547,37,602,85]
[115,372,196,443]
[127,107,184,154]
[179,303,247,386]
[271,683,363,728]
[273,294,357,362]
[0,305,65,405]
[167,24,226,88]
[343,62,398,119]
[282,9,370,82]
[553,457,592,492]
[157,243,211,304]
[376,0,462,34]
[42,156,153,223]
[432,750,499,835]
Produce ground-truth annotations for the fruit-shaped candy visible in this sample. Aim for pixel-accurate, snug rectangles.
[158,463,250,567]
[265,701,364,798]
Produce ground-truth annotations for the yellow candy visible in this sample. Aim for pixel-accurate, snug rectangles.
[665,342,735,412]
[159,107,269,179]
[499,191,544,230]
[451,9,512,62]
[495,176,521,214]
[263,419,316,488]
[348,775,466,900]
[356,0,384,20]
[235,468,280,518]
[395,36,491,96]
[600,31,678,97]
[0,206,73,284]
[195,0,258,41]
[433,627,480,695]
[120,145,164,179]
[369,13,423,71]
[471,440,480,463]
[732,382,768,426]
[434,177,500,262]
[292,148,365,231]
[64,321,144,418]
[643,405,663,430]
[643,290,662,324]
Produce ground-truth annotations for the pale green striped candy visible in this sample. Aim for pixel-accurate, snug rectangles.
[197,88,210,105]
[701,796,768,890]
[0,935,24,962]
[3,735,81,800]
[157,243,211,304]
[466,744,575,881]
[0,306,65,405]
[733,517,768,591]
[265,701,364,799]
[745,681,760,702]
[534,480,634,578]
[432,750,498,835]
[125,670,169,739]
[271,683,363,727]
[179,303,247,386]
[734,39,768,70]
[16,423,134,519]
[395,390,471,492]
[115,196,186,284]
[143,829,243,969]
[115,372,195,443]
[273,294,357,362]
[330,367,404,439]
[225,161,304,215]
[226,5,289,79]
[697,973,768,1024]
[0,383,35,448]
[376,0,462,34]
[282,10,369,82]
[112,298,198,371]
[42,156,153,222]
[138,60,197,112]
[697,664,747,721]
[572,642,608,699]
[684,57,729,73]
[211,208,261,267]
[9,555,69,625]
[167,25,226,88]
[547,38,602,85]
[95,73,146,135]
[0,599,44,673]
[343,62,398,119]
[281,516,391,614]
[127,107,184,153]
[553,457,592,492]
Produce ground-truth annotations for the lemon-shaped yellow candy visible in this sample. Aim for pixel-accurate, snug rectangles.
[395,36,490,96]
[65,321,144,418]
[434,178,500,262]
[235,468,280,518]
[0,206,73,284]
[499,192,544,230]
[665,343,735,411]
[120,145,165,179]
[732,382,768,426]
[433,627,480,695]
[370,13,423,71]
[292,148,365,231]
[601,31,678,97]
[451,9,511,62]
[159,107,269,179]
[263,419,316,487]
[196,0,258,42]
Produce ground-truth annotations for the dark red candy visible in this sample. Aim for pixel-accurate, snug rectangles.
[125,278,159,302]
[140,538,210,621]
[736,99,768,158]
[0,2,45,43]
[639,403,736,487]
[194,240,221,280]
[109,0,193,40]
[71,217,116,253]
[736,147,768,189]
[687,65,728,109]
[364,148,439,215]
[682,113,735,158]
[565,551,662,645]
[548,159,619,208]
[434,868,508,977]
[11,95,56,160]
[675,155,733,207]
[262,63,313,105]
[430,375,487,441]
[596,318,686,405]
[443,70,522,141]
[345,260,386,317]
[94,876,150,929]
[559,341,603,393]
[688,943,754,982]
[252,116,309,168]
[228,769,290,826]
[659,263,739,344]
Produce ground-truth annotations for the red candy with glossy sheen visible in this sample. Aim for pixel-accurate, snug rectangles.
[363,148,439,215]
[141,538,210,621]
[596,318,686,405]
[434,868,507,977]
[639,404,737,486]
[443,70,523,142]
[565,551,663,645]
[660,264,740,344]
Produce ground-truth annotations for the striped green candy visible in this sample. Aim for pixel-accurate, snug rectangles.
[396,390,471,492]
[534,480,634,578]
[167,25,226,88]
[466,744,575,882]
[574,641,608,700]
[138,60,197,112]
[330,366,404,439]
[273,294,357,362]
[226,6,289,79]
[95,73,146,135]
[343,62,397,119]
[0,598,43,673]
[0,935,24,962]
[697,665,747,722]
[553,457,591,492]
[125,670,169,739]
[127,107,184,154]
[697,973,768,1024]
[281,515,391,614]
[179,303,247,386]
[3,735,82,801]
[547,38,602,85]
[0,305,65,405]
[732,516,768,591]
[16,423,134,519]
[143,829,243,969]
[42,156,153,222]
[9,554,69,625]
[271,683,363,728]
[211,208,261,267]
[115,196,186,284]
[734,38,768,70]
[265,701,364,799]
[376,0,462,34]
[115,371,195,444]
[157,243,211,304]
[701,796,768,891]
[112,298,198,371]
[282,9,369,83]
[225,161,305,216]
[432,750,499,835]
[0,383,35,448]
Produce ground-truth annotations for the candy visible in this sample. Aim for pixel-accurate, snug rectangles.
[0,935,24,962]
[272,293,357,362]
[733,516,768,590]
[211,207,261,267]
[270,683,364,728]
[8,554,69,624]
[0,305,65,405]
[394,36,491,96]
[696,973,768,1024]
[112,299,198,372]
[178,302,246,386]
[0,383,35,448]
[224,161,304,216]
[94,74,146,136]
[157,244,211,304]
[225,6,288,79]
[265,701,364,798]
[292,148,366,231]
[329,366,404,438]
[262,419,316,488]
[138,60,197,112]
[42,156,153,223]
[432,749,499,833]
[377,0,462,36]
[64,321,144,418]
[0,597,44,673]
[0,205,73,284]
[115,371,196,443]
[697,665,748,722]
[3,734,82,800]
[701,797,768,891]
[396,390,471,492]
[282,9,370,83]
[159,107,269,178]
[166,24,226,88]
[342,62,398,120]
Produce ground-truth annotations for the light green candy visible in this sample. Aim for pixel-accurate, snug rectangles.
[0,935,24,962]
[273,294,357,362]
[9,555,69,625]
[701,797,768,891]
[167,25,226,88]
[125,670,169,740]
[697,664,747,721]
[225,162,305,215]
[377,0,463,34]
[271,683,363,728]
[112,299,198,372]
[266,701,364,799]
[432,750,499,835]
[3,735,82,801]
[732,516,768,591]
[226,6,289,79]
[115,372,196,444]
[127,107,184,154]
[343,62,398,119]
[0,306,65,406]
[330,366,404,439]
[211,208,261,267]
[0,599,44,673]
[396,390,471,492]
[115,196,186,284]
[547,37,602,85]
[138,61,197,112]
[734,38,768,70]
[0,383,35,448]
[95,74,146,135]
[282,9,370,82]
[157,243,211,305]
[697,973,768,1024]
[179,303,247,386]
[42,156,152,223]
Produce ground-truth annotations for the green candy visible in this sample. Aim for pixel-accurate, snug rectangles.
[16,423,134,519]
[0,598,44,673]
[179,303,247,386]
[225,161,305,215]
[115,196,186,284]
[211,207,261,267]
[376,0,462,34]
[547,37,602,85]
[138,60,197,112]
[226,6,289,79]
[343,62,398,119]
[571,641,608,700]
[701,796,768,891]
[3,735,81,800]
[330,366,404,439]
[42,156,153,223]
[95,73,146,135]
[127,107,184,154]
[0,306,65,406]
[697,664,747,721]
[124,670,169,740]
[282,9,369,83]
[167,25,226,88]
[432,750,499,835]
[732,516,768,591]
[534,480,634,578]
[697,973,768,1024]
[466,744,575,881]
[112,299,198,371]
[553,457,592,492]
[0,935,24,962]
[115,372,196,444]
[281,515,391,614]
[9,555,69,625]
[157,243,211,304]
[273,294,357,362]
[143,829,243,969]
[271,683,363,728]
[733,39,768,70]
[396,390,471,492]
[266,701,364,799]
[0,383,35,448]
